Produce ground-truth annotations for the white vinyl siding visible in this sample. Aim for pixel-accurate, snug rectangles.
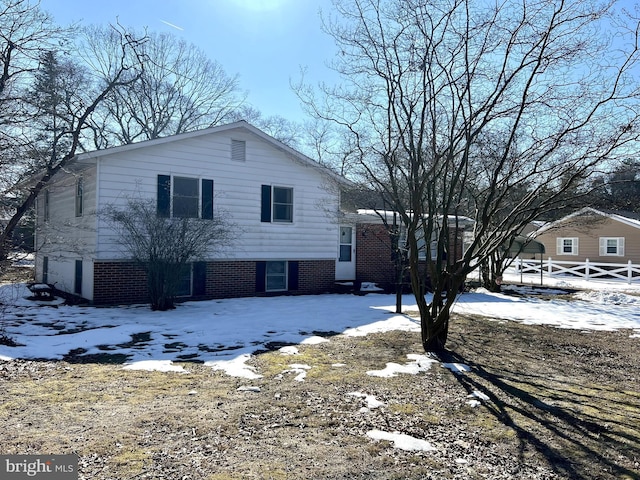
[599,237,625,256]
[556,237,579,255]
[94,130,340,261]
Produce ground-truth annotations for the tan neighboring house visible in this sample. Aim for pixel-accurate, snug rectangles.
[533,208,640,264]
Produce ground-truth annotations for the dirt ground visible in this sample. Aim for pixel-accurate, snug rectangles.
[0,300,639,479]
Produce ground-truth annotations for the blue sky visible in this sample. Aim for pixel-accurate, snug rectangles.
[39,0,338,123]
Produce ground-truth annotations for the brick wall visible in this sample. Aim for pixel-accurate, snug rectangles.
[93,259,336,305]
[94,261,148,305]
[297,259,335,294]
[205,261,256,299]
[356,223,397,289]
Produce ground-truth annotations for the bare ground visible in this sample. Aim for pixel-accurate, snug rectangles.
[0,302,639,479]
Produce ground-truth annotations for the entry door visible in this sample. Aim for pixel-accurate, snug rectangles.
[336,225,356,281]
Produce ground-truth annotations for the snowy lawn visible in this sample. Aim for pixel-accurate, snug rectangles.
[1,277,639,367]
[1,277,639,479]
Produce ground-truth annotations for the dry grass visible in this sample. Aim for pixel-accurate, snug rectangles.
[0,310,638,479]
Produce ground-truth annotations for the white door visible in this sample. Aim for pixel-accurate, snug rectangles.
[335,225,356,281]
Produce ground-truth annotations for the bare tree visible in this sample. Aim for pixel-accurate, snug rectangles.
[102,198,234,311]
[0,5,146,270]
[298,0,640,351]
[84,28,244,147]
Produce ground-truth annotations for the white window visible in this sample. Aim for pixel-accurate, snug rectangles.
[266,261,287,291]
[339,226,352,262]
[556,237,579,255]
[157,175,214,220]
[173,177,199,218]
[599,237,625,256]
[175,264,193,297]
[261,185,293,223]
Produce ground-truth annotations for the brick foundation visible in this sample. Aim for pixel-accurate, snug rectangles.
[93,259,336,305]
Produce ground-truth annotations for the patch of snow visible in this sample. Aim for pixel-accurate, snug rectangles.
[282,363,311,382]
[469,390,490,401]
[367,354,438,377]
[348,391,385,411]
[360,282,384,292]
[366,429,436,452]
[279,346,299,355]
[574,290,640,305]
[206,354,263,379]
[122,360,187,373]
[300,336,329,345]
[442,363,471,374]
[237,386,261,393]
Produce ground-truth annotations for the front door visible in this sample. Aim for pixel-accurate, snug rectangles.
[335,225,356,281]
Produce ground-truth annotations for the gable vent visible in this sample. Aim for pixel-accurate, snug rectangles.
[231,139,246,161]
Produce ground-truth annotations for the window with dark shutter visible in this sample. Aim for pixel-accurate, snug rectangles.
[157,175,171,217]
[173,177,199,218]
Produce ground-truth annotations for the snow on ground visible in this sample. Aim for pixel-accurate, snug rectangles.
[1,275,639,452]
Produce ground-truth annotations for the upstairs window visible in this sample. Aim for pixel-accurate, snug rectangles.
[599,237,625,256]
[157,175,214,219]
[173,177,199,218]
[75,178,83,217]
[556,237,579,255]
[261,185,293,223]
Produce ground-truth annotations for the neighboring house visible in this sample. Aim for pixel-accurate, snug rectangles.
[340,210,474,291]
[34,121,353,305]
[532,207,640,264]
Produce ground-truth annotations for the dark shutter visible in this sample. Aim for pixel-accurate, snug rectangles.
[157,175,171,217]
[42,256,49,284]
[74,260,82,295]
[288,261,299,291]
[261,185,271,222]
[193,262,207,296]
[201,179,214,219]
[256,261,266,293]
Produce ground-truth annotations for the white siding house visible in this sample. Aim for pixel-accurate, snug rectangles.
[34,121,348,304]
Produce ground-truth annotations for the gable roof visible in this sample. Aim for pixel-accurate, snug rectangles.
[74,120,349,185]
[535,207,640,235]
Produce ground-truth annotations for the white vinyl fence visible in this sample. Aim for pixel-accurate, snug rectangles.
[507,258,640,284]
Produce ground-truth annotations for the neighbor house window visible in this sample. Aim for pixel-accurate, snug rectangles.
[261,185,293,223]
[231,139,246,161]
[556,237,579,255]
[157,175,214,219]
[599,237,625,256]
[43,189,50,222]
[75,178,83,217]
